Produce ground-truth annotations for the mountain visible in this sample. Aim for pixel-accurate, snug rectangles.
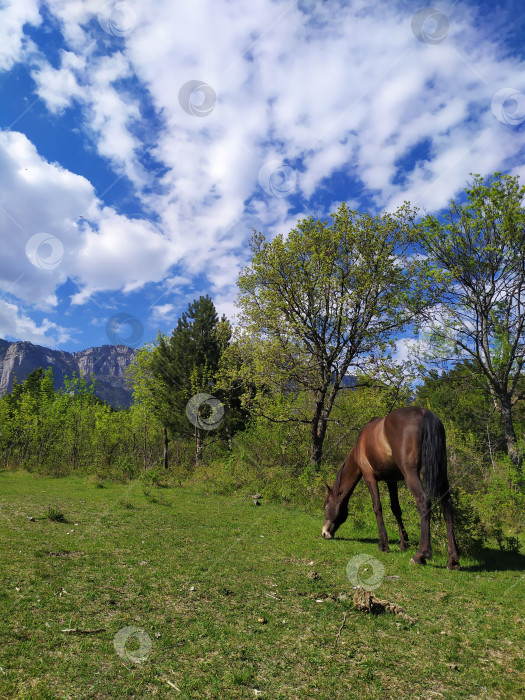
[0,340,138,407]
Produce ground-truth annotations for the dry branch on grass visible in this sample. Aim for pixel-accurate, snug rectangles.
[61,628,106,635]
[335,587,416,645]
[352,586,416,624]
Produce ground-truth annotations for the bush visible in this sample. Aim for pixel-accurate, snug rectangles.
[447,487,487,558]
[472,458,524,553]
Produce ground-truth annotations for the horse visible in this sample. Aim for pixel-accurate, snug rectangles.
[322,406,461,570]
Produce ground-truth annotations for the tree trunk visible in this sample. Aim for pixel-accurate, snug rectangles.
[498,392,521,473]
[195,425,203,467]
[143,422,147,469]
[163,426,169,470]
[310,411,328,468]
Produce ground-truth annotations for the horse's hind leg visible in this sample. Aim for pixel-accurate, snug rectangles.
[387,481,409,550]
[404,471,432,564]
[364,477,390,552]
[438,480,461,570]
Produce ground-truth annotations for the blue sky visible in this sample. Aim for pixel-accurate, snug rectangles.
[1,0,525,353]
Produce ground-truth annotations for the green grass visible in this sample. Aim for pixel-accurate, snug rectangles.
[0,470,524,699]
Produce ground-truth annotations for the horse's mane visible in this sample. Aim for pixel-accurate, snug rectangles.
[331,460,347,494]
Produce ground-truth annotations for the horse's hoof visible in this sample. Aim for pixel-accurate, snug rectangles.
[447,562,461,571]
[410,556,426,565]
[399,542,409,551]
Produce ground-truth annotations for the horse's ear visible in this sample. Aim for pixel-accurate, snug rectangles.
[325,482,331,495]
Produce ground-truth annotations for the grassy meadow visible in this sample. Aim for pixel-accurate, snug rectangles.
[0,470,524,699]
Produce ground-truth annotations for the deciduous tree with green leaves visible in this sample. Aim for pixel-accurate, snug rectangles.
[415,172,525,471]
[235,202,430,466]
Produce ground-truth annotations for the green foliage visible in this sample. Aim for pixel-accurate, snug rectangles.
[140,467,168,487]
[446,488,487,558]
[0,366,165,479]
[150,295,230,438]
[127,296,238,467]
[473,459,525,552]
[415,172,525,466]
[2,175,524,558]
[44,506,68,523]
[416,361,504,452]
[192,384,411,507]
[426,468,524,560]
[235,202,430,465]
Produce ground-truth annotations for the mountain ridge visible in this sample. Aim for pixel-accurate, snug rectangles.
[0,339,138,407]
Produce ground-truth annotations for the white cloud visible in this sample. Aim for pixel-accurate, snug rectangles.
[151,303,175,322]
[1,0,525,346]
[0,0,40,72]
[0,299,72,346]
[0,130,174,308]
[31,51,86,112]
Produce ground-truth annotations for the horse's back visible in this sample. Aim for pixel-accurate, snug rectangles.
[357,406,429,479]
[355,415,395,477]
[385,406,429,469]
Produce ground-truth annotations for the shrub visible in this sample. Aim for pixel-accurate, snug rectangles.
[472,458,524,553]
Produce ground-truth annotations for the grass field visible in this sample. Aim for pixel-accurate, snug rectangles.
[0,470,524,699]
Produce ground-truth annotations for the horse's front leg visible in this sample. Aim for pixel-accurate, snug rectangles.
[364,478,389,552]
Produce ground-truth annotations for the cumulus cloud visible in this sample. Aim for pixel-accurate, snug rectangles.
[151,303,175,323]
[0,0,40,72]
[0,299,72,346]
[1,0,525,346]
[50,1,524,218]
[0,130,174,309]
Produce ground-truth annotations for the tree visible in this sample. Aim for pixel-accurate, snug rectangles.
[150,296,231,465]
[0,368,55,469]
[126,344,167,468]
[416,360,505,456]
[415,172,525,470]
[235,202,429,466]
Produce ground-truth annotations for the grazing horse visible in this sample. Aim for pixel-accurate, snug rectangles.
[322,406,461,570]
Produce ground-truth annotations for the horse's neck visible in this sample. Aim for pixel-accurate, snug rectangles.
[339,450,362,499]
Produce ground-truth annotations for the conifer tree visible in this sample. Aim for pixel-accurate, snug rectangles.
[150,295,231,465]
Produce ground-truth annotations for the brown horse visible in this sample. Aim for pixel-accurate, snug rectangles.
[322,406,461,570]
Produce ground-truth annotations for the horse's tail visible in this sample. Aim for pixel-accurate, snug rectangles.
[421,410,447,499]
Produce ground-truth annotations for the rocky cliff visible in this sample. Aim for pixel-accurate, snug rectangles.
[0,340,137,407]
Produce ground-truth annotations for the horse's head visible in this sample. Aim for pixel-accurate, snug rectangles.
[322,483,348,539]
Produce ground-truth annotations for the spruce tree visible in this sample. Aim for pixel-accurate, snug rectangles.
[151,295,231,464]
